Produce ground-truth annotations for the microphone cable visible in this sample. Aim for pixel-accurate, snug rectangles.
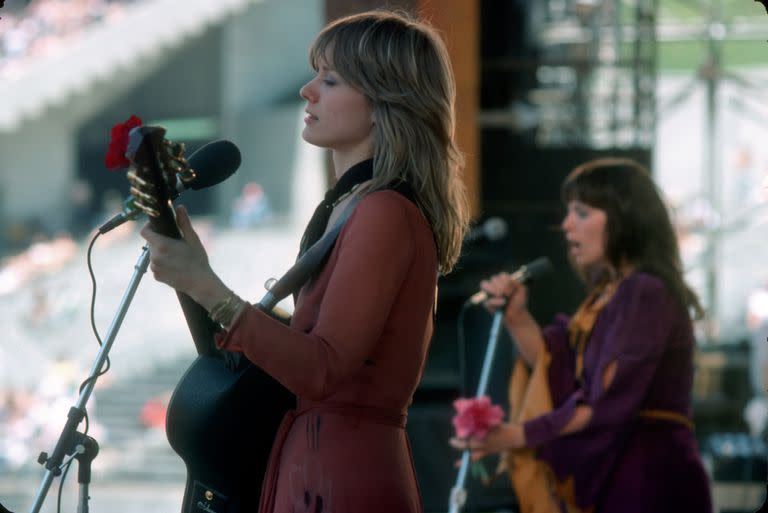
[456,295,508,399]
[77,231,111,400]
[50,230,110,513]
[55,458,71,513]
[456,298,471,398]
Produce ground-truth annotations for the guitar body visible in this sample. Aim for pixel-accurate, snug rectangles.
[167,355,294,513]
[125,126,295,513]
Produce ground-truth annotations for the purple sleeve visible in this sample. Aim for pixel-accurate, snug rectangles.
[523,274,676,447]
[582,274,676,428]
[522,314,582,447]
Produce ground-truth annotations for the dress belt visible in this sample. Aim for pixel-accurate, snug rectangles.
[257,401,408,513]
[637,409,694,430]
[294,401,408,428]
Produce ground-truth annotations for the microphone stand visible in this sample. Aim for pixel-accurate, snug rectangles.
[28,246,151,513]
[448,307,506,513]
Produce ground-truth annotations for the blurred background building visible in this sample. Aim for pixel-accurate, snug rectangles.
[1,0,768,512]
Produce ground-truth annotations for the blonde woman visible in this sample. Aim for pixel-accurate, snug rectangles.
[141,10,469,513]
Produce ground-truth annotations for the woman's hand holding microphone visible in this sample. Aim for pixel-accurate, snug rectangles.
[478,272,530,326]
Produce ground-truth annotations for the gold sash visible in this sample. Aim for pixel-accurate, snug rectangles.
[499,280,619,513]
[500,349,598,513]
[500,350,561,513]
[567,280,618,383]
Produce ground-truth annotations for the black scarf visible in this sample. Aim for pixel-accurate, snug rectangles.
[297,158,374,258]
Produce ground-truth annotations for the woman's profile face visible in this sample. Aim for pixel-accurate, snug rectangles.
[561,200,608,269]
[299,57,373,158]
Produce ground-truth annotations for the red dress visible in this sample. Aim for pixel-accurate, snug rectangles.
[217,190,437,513]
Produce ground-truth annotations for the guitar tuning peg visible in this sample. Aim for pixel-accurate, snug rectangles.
[177,167,197,186]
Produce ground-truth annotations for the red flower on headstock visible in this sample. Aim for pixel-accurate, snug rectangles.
[452,396,504,440]
[104,115,143,170]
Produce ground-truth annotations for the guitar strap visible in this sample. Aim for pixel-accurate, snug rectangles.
[258,195,362,311]
[218,191,399,370]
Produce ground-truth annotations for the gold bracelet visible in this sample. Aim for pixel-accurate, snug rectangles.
[209,292,246,327]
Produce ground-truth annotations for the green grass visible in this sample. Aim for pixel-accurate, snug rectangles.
[655,0,768,71]
[609,1,768,72]
[614,38,768,73]
[659,0,768,21]
[657,40,768,71]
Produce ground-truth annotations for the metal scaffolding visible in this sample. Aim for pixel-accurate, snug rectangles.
[479,0,658,149]
[651,0,768,338]
[534,0,658,147]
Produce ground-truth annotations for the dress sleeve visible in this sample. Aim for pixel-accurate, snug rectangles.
[215,192,415,400]
[523,274,676,447]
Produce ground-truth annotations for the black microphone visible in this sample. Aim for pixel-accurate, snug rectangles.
[467,256,553,305]
[464,217,508,243]
[97,139,241,234]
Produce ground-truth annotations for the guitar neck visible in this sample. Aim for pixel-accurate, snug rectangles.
[138,128,221,356]
[145,190,220,355]
[176,293,221,356]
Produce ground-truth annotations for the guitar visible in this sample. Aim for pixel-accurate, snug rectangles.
[125,126,295,513]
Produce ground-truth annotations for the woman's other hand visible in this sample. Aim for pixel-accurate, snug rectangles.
[449,422,526,462]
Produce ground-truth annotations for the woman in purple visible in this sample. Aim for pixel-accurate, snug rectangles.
[452,158,712,512]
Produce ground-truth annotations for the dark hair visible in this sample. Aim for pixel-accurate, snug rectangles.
[561,158,703,318]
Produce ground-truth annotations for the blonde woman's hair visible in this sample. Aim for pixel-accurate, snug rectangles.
[309,10,470,274]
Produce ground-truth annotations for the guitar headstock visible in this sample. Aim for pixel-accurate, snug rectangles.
[124,126,196,220]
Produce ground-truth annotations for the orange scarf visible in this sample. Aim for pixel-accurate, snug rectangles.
[500,280,619,513]
[567,280,619,382]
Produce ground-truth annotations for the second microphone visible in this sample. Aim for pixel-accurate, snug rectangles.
[466,256,553,305]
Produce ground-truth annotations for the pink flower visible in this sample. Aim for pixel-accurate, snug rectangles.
[104,115,143,170]
[452,396,504,439]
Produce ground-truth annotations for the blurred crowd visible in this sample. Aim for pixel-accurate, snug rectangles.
[0,179,275,475]
[0,0,142,76]
[0,234,77,297]
[0,356,108,473]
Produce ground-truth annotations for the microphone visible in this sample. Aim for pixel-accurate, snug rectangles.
[464,217,508,243]
[97,139,241,234]
[467,256,553,305]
